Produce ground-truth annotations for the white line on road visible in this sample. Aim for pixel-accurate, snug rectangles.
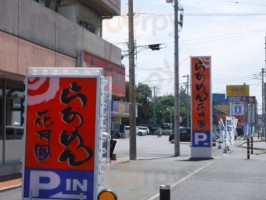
[146,159,215,200]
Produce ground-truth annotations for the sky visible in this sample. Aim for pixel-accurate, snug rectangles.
[102,0,266,113]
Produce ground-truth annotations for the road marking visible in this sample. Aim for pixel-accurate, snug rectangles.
[146,159,215,200]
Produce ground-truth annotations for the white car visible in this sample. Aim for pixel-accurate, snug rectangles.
[137,126,149,136]
[123,126,129,138]
[124,126,147,136]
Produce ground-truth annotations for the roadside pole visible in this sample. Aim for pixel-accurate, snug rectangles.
[128,0,137,160]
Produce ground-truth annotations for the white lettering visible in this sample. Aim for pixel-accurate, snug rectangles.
[73,179,87,192]
[66,179,71,191]
[30,170,60,197]
[195,132,208,145]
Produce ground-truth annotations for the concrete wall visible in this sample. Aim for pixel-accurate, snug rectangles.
[5,140,23,162]
[101,0,121,14]
[0,140,23,164]
[0,31,76,77]
[0,0,121,66]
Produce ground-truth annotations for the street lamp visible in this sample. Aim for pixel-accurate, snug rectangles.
[166,0,183,156]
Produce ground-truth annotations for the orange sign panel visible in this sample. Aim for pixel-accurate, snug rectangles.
[191,57,212,148]
[191,57,211,131]
[25,77,97,170]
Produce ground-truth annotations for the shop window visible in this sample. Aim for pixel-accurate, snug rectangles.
[0,79,24,140]
[78,20,96,33]
[5,90,24,140]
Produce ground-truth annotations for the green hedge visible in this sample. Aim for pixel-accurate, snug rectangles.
[154,130,172,136]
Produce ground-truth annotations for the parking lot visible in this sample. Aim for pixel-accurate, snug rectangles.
[112,135,192,161]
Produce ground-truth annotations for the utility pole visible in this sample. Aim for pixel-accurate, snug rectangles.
[264,36,266,141]
[243,83,247,134]
[174,0,180,156]
[262,68,265,140]
[153,86,157,124]
[264,82,266,141]
[166,0,183,156]
[128,0,136,160]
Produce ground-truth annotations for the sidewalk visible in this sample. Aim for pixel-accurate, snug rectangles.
[0,173,22,192]
[105,138,266,200]
[1,137,266,199]
[237,136,266,152]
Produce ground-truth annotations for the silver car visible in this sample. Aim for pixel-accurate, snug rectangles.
[137,126,149,136]
[125,126,148,136]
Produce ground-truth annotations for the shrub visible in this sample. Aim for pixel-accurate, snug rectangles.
[154,130,172,136]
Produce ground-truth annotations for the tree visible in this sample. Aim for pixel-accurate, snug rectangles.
[136,83,153,124]
[155,95,174,125]
[179,87,189,127]
[118,82,190,127]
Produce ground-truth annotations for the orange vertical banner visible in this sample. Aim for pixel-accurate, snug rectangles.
[191,56,212,152]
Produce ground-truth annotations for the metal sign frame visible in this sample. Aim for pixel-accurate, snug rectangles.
[22,67,106,200]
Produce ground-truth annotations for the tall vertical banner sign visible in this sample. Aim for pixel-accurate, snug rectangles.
[22,68,105,200]
[191,57,212,158]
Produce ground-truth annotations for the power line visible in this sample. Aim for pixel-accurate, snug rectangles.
[139,73,261,84]
[185,13,266,16]
[219,0,266,7]
[119,12,266,17]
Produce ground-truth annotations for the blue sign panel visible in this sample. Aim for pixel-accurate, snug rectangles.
[233,104,243,115]
[23,168,94,200]
[227,96,249,102]
[192,131,211,147]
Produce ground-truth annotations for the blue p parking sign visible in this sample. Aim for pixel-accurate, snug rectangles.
[23,168,94,199]
[192,131,211,147]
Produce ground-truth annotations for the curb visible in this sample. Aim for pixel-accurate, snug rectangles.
[0,183,21,193]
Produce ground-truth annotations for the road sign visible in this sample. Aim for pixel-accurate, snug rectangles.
[22,67,106,200]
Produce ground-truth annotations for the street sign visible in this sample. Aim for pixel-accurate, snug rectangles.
[191,56,212,158]
[230,102,244,115]
[22,67,106,200]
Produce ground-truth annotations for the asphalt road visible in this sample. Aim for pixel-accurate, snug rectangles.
[2,135,266,200]
[104,135,223,200]
[113,135,192,160]
[105,136,266,200]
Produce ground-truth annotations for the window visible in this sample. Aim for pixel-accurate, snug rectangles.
[0,79,25,140]
[34,0,49,8]
[78,20,96,33]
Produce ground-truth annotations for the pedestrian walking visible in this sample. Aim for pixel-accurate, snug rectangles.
[158,127,162,138]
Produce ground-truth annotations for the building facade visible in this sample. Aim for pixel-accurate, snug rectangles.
[0,0,123,176]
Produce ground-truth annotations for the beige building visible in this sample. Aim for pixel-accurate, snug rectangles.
[0,0,123,176]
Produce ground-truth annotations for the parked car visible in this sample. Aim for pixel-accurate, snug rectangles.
[124,126,130,138]
[137,126,149,136]
[124,126,146,136]
[169,127,191,143]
